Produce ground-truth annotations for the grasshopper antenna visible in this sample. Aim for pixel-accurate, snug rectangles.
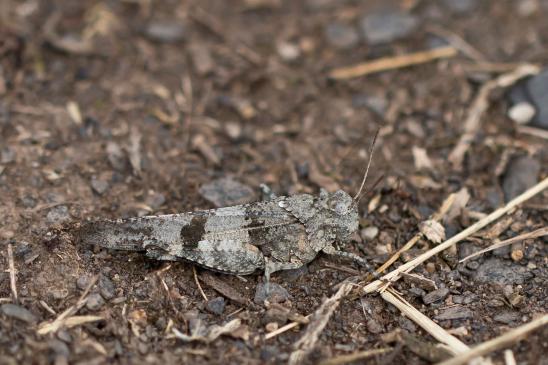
[352,129,379,203]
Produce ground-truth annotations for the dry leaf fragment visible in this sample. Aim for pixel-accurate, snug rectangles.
[419,220,446,243]
[172,318,241,343]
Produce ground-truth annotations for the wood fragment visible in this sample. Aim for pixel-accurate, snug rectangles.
[437,314,548,365]
[7,243,17,302]
[363,177,548,294]
[328,46,457,80]
[460,227,548,263]
[200,272,248,305]
[448,64,540,170]
[318,348,392,365]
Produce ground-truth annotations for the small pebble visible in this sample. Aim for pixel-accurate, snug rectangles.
[206,297,226,315]
[254,282,290,304]
[475,258,532,285]
[265,322,279,332]
[1,304,38,324]
[277,41,300,62]
[435,306,473,321]
[366,318,383,334]
[502,156,540,202]
[325,22,359,49]
[145,192,166,210]
[361,226,379,240]
[441,0,478,14]
[99,275,116,300]
[46,205,71,225]
[77,275,93,290]
[422,288,449,305]
[145,21,185,43]
[90,177,109,195]
[360,9,418,45]
[199,177,255,208]
[508,102,535,124]
[493,311,520,324]
[86,293,105,311]
[1,146,16,164]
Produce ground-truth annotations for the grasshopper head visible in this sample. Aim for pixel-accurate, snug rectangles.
[320,189,359,241]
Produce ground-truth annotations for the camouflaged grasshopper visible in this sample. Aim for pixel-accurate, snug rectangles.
[80,136,379,284]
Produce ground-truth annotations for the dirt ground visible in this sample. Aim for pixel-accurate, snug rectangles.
[1,0,547,364]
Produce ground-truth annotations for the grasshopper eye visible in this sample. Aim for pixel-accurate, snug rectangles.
[327,194,351,215]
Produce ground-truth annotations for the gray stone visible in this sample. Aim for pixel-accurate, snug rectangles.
[502,156,540,202]
[206,297,225,315]
[76,275,93,290]
[90,177,109,195]
[199,177,255,208]
[277,265,309,282]
[352,95,388,116]
[263,307,288,326]
[145,21,185,43]
[99,275,116,300]
[360,9,418,45]
[475,258,533,285]
[508,69,548,129]
[145,192,166,210]
[525,69,548,129]
[422,288,449,304]
[254,282,290,304]
[508,102,535,124]
[493,311,520,324]
[325,23,359,49]
[86,293,105,311]
[435,306,473,321]
[46,205,71,225]
[441,0,478,14]
[1,146,16,163]
[361,226,379,240]
[366,318,383,334]
[1,304,38,324]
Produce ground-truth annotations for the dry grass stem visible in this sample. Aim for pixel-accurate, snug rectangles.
[504,350,517,365]
[328,46,457,80]
[460,227,548,262]
[64,315,104,328]
[37,275,98,335]
[364,177,548,294]
[448,64,540,169]
[381,289,471,355]
[318,348,392,365]
[7,243,18,302]
[516,125,548,140]
[437,314,548,365]
[193,266,209,301]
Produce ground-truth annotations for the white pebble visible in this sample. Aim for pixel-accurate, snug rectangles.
[508,102,535,124]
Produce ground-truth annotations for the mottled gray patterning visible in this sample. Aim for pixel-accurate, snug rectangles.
[80,189,377,283]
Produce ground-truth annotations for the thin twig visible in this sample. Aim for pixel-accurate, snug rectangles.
[193,266,208,301]
[437,314,548,365]
[7,243,18,302]
[328,46,457,80]
[460,227,548,262]
[363,177,548,294]
[318,348,392,365]
[448,64,540,170]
